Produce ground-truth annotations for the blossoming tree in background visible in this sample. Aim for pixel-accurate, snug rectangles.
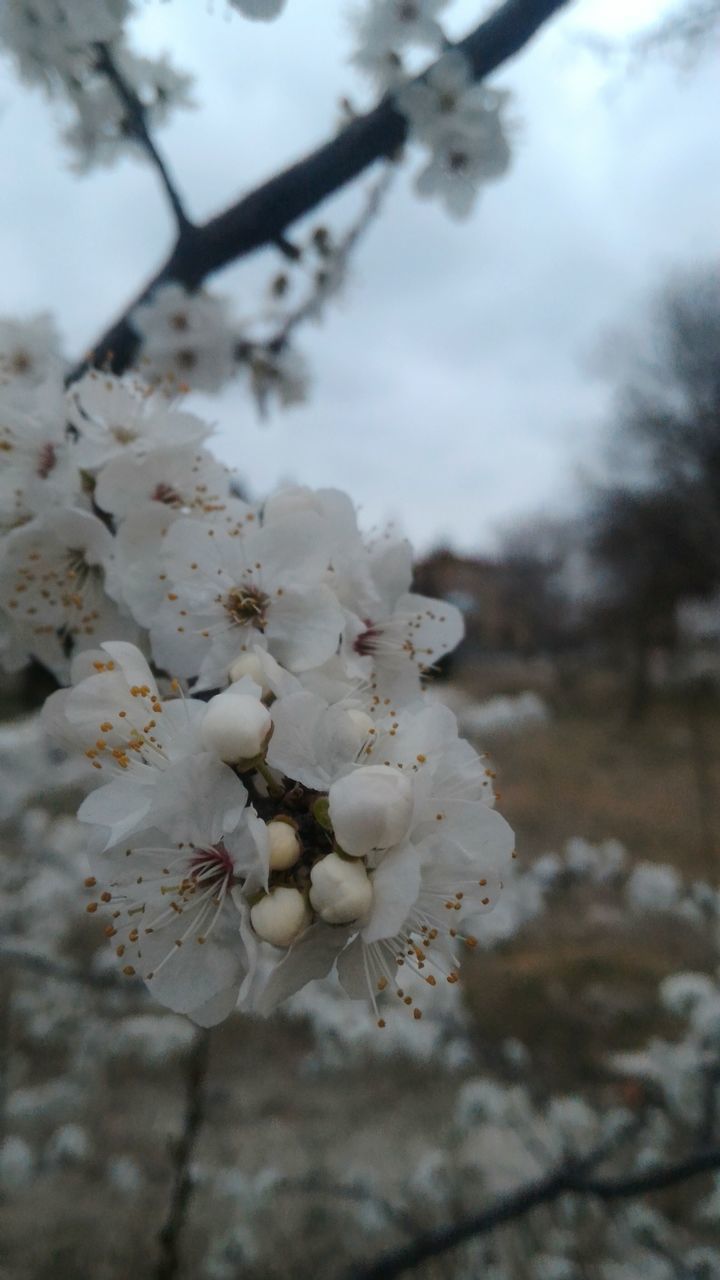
[1,3,720,1279]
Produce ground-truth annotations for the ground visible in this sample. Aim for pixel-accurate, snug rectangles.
[2,663,719,1278]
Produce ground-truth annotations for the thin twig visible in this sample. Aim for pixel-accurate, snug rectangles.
[69,0,570,380]
[94,43,192,234]
[271,165,395,352]
[155,1028,212,1280]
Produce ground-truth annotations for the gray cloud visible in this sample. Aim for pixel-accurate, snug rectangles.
[1,0,717,550]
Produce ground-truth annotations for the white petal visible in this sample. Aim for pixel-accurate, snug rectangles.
[255,922,351,1014]
[363,842,421,944]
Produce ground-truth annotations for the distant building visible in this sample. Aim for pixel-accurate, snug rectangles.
[413,548,536,655]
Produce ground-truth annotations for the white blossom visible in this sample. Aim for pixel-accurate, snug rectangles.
[248,343,310,414]
[147,510,344,688]
[0,398,80,532]
[67,370,210,470]
[413,115,511,219]
[353,0,449,64]
[342,535,465,701]
[132,285,238,393]
[0,313,63,389]
[86,760,267,1023]
[0,508,137,679]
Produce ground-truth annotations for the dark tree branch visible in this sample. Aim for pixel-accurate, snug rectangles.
[70,0,570,381]
[274,1174,419,1236]
[347,1145,720,1280]
[94,43,192,235]
[155,1028,212,1280]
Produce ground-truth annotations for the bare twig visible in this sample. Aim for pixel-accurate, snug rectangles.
[270,165,396,352]
[70,0,570,380]
[347,1143,720,1280]
[94,43,192,234]
[155,1027,212,1280]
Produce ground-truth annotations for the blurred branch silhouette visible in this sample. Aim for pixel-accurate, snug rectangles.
[155,1028,213,1280]
[350,1141,720,1279]
[93,43,192,233]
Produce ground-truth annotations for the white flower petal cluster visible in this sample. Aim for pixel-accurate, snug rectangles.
[0,1,192,171]
[1,358,512,1025]
[45,641,513,1024]
[0,0,129,87]
[131,285,239,393]
[0,365,254,678]
[395,51,512,219]
[0,314,64,393]
[352,0,449,87]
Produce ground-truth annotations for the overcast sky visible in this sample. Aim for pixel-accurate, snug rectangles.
[1,0,717,552]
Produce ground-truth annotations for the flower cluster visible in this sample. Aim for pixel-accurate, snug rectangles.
[395,50,512,219]
[0,361,514,1025]
[0,0,193,172]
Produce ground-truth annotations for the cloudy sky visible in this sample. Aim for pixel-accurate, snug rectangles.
[1,0,717,551]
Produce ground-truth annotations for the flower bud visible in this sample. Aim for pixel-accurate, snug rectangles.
[228,651,271,696]
[267,819,301,871]
[309,852,373,924]
[200,692,271,763]
[250,886,311,948]
[328,766,414,857]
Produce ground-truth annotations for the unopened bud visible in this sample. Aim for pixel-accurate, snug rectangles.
[200,692,271,763]
[267,819,301,870]
[227,652,271,696]
[309,852,373,924]
[250,886,311,948]
[328,766,414,856]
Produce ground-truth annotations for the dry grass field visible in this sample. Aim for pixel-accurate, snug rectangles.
[458,668,720,1087]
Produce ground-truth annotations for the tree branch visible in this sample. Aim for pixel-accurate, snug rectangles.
[347,1145,720,1280]
[70,0,570,381]
[94,43,192,235]
[155,1028,212,1280]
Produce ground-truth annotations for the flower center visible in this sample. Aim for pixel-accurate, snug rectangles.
[354,620,381,656]
[112,425,139,445]
[151,481,184,507]
[224,584,271,630]
[448,149,469,173]
[9,350,31,375]
[186,842,235,893]
[36,442,57,478]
